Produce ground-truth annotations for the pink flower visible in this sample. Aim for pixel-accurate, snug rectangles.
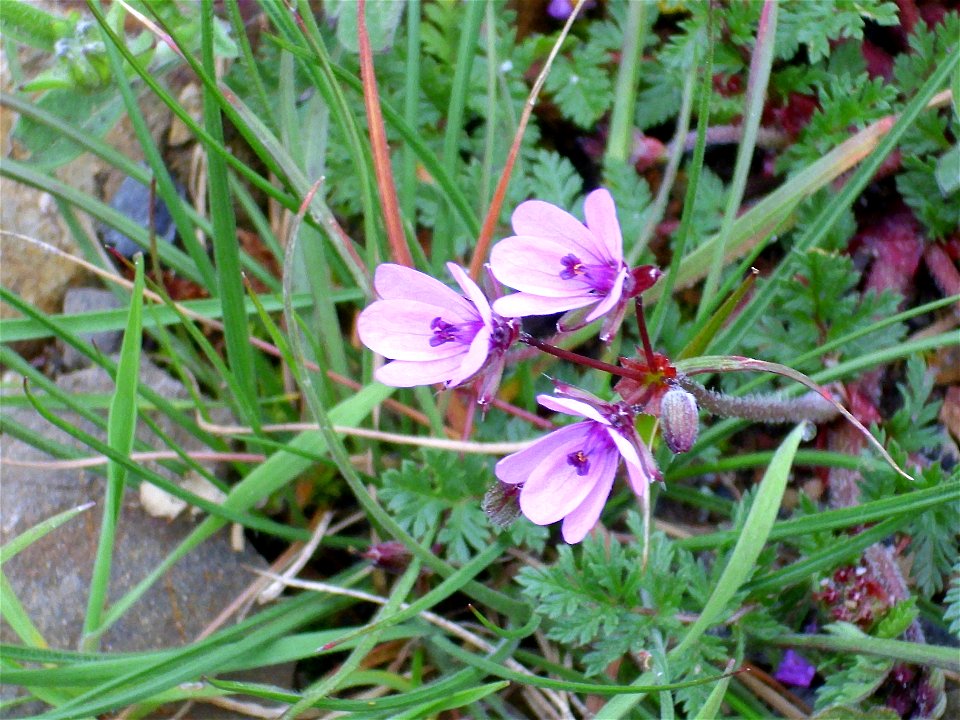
[494,387,660,543]
[489,189,660,341]
[357,263,518,402]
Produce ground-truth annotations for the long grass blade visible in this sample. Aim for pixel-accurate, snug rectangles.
[81,255,144,649]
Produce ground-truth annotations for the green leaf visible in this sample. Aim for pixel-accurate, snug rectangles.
[676,423,807,653]
[776,0,898,63]
[935,143,960,194]
[13,88,125,170]
[0,0,72,50]
[874,599,918,639]
[330,0,405,53]
[943,561,960,637]
[545,29,615,128]
[815,653,893,711]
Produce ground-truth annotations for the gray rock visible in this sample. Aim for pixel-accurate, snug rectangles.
[0,357,292,715]
[58,287,125,370]
[100,172,182,259]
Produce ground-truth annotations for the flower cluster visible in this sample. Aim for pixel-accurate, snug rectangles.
[357,189,677,543]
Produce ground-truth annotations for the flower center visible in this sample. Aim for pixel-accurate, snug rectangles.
[559,254,620,294]
[429,317,462,347]
[559,253,586,280]
[566,449,590,476]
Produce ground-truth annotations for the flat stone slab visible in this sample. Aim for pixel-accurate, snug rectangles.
[1,357,292,714]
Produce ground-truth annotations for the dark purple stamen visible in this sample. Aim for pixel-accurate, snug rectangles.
[567,449,590,476]
[560,253,585,280]
[429,317,460,347]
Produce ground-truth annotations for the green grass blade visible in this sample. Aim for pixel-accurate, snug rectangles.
[95,382,393,637]
[599,422,807,718]
[692,663,734,720]
[260,33,481,240]
[81,254,144,649]
[199,0,259,427]
[1,571,47,648]
[698,0,776,317]
[430,635,732,695]
[0,291,337,343]
[678,419,801,647]
[648,7,713,344]
[287,557,426,717]
[1,502,96,563]
[392,681,510,720]
[605,0,649,164]
[32,593,340,719]
[433,0,483,269]
[744,516,905,595]
[679,480,958,551]
[774,631,960,673]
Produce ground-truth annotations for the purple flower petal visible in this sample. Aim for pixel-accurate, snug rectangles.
[511,200,607,262]
[492,291,596,318]
[623,459,650,499]
[444,326,492,387]
[357,300,477,360]
[520,428,618,526]
[448,262,493,326]
[607,427,643,469]
[375,354,469,387]
[583,189,623,262]
[546,0,574,20]
[774,650,816,688]
[561,465,615,543]
[374,264,473,313]
[537,394,609,424]
[490,236,604,297]
[495,423,591,485]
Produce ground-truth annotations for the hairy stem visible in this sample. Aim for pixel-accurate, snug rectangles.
[678,376,839,424]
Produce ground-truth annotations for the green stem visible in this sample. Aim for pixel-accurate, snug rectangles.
[605,0,649,164]
[399,0,421,223]
[775,632,960,672]
[434,0,484,269]
[648,6,714,344]
[698,0,777,319]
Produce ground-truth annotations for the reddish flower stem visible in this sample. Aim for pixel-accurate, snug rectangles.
[357,0,411,267]
[519,333,640,380]
[635,297,656,367]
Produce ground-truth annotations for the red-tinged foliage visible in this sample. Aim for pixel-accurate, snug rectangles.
[923,242,960,298]
[862,38,896,80]
[712,73,744,97]
[856,209,925,299]
[765,93,819,138]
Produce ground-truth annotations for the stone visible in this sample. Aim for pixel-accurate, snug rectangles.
[58,287,125,370]
[0,357,292,715]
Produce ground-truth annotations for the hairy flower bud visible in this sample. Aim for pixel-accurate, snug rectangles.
[482,482,522,529]
[660,386,699,453]
[362,541,411,574]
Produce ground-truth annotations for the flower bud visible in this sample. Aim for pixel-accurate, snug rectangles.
[660,386,699,453]
[482,482,522,529]
[362,541,411,574]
